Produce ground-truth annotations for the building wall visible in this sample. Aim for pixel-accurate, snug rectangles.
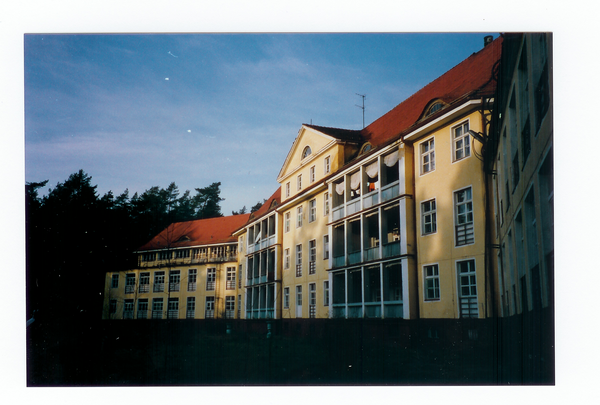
[492,33,553,317]
[413,109,490,319]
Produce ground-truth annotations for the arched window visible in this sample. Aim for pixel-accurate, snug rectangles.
[302,146,312,159]
[359,143,372,155]
[426,102,444,117]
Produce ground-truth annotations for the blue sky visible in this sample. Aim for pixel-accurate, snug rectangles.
[25,33,497,214]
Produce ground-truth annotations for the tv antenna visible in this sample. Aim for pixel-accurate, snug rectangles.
[355,93,366,129]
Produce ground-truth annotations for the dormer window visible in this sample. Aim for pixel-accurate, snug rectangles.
[426,101,444,117]
[302,146,312,159]
[359,143,372,155]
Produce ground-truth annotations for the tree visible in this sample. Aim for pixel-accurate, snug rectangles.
[232,205,247,215]
[251,199,268,213]
[193,182,224,219]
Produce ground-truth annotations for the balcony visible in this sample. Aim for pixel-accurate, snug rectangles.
[333,255,345,268]
[332,205,344,222]
[362,189,379,209]
[347,250,361,266]
[383,241,400,258]
[364,246,380,261]
[381,181,399,203]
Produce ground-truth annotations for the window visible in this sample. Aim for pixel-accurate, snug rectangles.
[205,297,215,319]
[284,287,290,309]
[297,174,302,191]
[421,138,435,174]
[297,206,303,228]
[284,248,290,269]
[226,267,236,290]
[167,298,179,319]
[324,156,331,174]
[296,285,303,306]
[111,274,119,288]
[152,298,163,319]
[137,299,148,319]
[125,273,135,294]
[421,199,437,235]
[188,269,197,291]
[225,296,235,319]
[238,265,243,289]
[139,272,150,293]
[109,299,117,314]
[159,251,171,261]
[169,270,180,292]
[455,187,474,246]
[323,235,330,260]
[424,264,440,300]
[309,199,317,222]
[237,295,242,319]
[457,259,478,317]
[123,299,134,319]
[154,271,165,292]
[324,192,330,215]
[324,281,330,306]
[309,240,316,274]
[284,212,291,233]
[310,165,316,183]
[453,121,470,161]
[426,101,444,117]
[285,182,290,198]
[309,283,317,318]
[296,244,302,277]
[206,268,216,290]
[302,146,312,159]
[186,297,195,319]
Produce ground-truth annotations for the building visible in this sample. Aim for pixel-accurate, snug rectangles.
[104,34,552,323]
[488,33,553,317]
[233,189,281,319]
[102,214,250,320]
[326,35,503,319]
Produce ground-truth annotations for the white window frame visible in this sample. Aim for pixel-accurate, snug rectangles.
[323,234,330,259]
[297,174,302,191]
[424,264,440,301]
[167,297,179,319]
[285,182,290,198]
[111,274,119,288]
[457,258,478,317]
[154,271,165,292]
[284,287,290,309]
[296,244,302,277]
[309,199,317,223]
[421,199,437,235]
[324,156,331,174]
[452,120,471,162]
[296,285,303,306]
[309,239,317,274]
[125,273,135,294]
[205,296,215,319]
[188,269,197,291]
[169,270,180,292]
[139,272,150,293]
[137,299,148,319]
[323,280,330,306]
[206,268,216,291]
[324,192,330,216]
[310,165,316,183]
[454,186,474,246]
[152,298,163,319]
[421,137,435,174]
[284,248,290,269]
[226,267,236,290]
[297,206,303,228]
[284,211,291,233]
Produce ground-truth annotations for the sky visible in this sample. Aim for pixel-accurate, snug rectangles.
[25,33,498,214]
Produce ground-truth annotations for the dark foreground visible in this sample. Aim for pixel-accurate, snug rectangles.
[27,311,554,386]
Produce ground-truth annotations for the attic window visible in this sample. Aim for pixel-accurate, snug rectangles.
[270,199,278,209]
[176,235,191,243]
[302,146,312,159]
[359,143,372,155]
[426,102,444,117]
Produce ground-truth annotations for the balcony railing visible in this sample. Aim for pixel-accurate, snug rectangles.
[364,246,380,261]
[383,241,400,258]
[362,189,379,209]
[332,205,344,221]
[225,309,235,319]
[455,223,475,246]
[296,264,302,277]
[188,282,197,292]
[309,261,316,275]
[123,311,134,319]
[139,284,149,293]
[186,310,195,319]
[346,199,360,216]
[248,234,277,254]
[152,310,162,319]
[167,310,178,319]
[226,280,236,290]
[381,181,399,203]
[333,255,345,268]
[125,285,135,294]
[205,310,215,319]
[137,310,148,319]
[169,283,180,292]
[348,250,361,265]
[153,283,165,293]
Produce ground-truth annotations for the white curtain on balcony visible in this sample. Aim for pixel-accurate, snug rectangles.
[384,150,399,167]
[335,182,345,195]
[365,161,379,179]
[350,172,361,190]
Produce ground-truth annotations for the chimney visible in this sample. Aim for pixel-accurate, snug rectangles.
[484,35,493,47]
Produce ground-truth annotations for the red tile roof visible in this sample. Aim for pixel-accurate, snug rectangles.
[245,188,281,224]
[136,214,251,251]
[362,36,503,147]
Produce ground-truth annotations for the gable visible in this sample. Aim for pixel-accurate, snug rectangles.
[277,125,341,182]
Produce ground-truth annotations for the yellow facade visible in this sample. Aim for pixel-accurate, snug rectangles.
[410,109,494,319]
[277,125,360,318]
